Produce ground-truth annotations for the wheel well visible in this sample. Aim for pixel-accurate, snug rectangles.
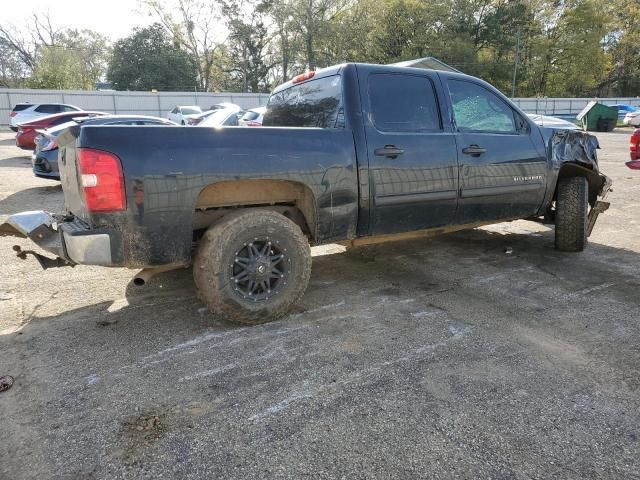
[556,163,603,205]
[193,179,317,238]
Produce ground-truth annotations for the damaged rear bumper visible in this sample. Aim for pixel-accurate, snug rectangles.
[0,211,113,268]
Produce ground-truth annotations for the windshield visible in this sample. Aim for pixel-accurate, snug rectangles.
[263,75,343,128]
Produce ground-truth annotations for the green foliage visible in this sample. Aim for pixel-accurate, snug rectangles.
[3,0,639,95]
[221,0,274,92]
[0,41,29,87]
[28,29,109,90]
[107,23,198,91]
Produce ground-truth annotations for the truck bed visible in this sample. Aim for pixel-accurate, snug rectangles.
[56,125,359,266]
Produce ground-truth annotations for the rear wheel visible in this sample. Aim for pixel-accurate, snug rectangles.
[555,176,588,252]
[194,210,311,325]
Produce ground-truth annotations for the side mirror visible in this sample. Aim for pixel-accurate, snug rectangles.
[626,160,640,170]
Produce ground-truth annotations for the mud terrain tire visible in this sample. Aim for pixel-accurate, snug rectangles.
[555,176,588,252]
[194,210,311,325]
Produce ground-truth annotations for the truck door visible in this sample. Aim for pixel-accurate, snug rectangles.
[361,69,459,235]
[445,78,548,224]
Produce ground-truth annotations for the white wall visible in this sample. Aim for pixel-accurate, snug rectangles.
[3,87,639,125]
[1,88,270,124]
[512,97,640,115]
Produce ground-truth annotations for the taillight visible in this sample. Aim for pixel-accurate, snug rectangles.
[10,112,17,117]
[631,130,640,160]
[78,148,126,212]
[42,139,57,151]
[292,71,315,83]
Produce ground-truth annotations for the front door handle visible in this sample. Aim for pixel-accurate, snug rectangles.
[374,145,405,159]
[462,144,487,156]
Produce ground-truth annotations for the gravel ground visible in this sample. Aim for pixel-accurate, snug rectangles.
[0,129,638,479]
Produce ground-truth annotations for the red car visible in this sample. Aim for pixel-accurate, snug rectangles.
[628,128,640,169]
[15,111,106,150]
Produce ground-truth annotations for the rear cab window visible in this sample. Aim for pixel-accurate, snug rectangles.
[263,75,344,128]
[369,74,442,132]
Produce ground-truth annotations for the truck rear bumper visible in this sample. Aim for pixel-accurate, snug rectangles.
[0,211,113,268]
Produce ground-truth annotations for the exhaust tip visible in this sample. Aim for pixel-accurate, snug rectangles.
[133,277,146,287]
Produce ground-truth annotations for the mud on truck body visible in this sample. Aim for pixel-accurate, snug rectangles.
[1,63,611,324]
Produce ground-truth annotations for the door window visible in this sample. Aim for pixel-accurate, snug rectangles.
[448,80,516,133]
[369,74,441,132]
[35,104,61,114]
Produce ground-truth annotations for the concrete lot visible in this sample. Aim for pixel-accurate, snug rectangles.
[0,129,638,479]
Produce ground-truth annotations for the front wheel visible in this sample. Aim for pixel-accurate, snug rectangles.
[194,210,312,325]
[555,176,588,252]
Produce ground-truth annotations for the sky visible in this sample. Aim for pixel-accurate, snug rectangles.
[2,0,155,40]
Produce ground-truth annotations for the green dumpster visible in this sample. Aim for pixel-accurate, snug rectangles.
[576,101,618,132]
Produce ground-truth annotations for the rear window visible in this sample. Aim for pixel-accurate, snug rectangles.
[180,107,201,115]
[12,104,31,112]
[242,111,260,121]
[263,75,343,128]
[201,109,235,127]
[50,116,74,126]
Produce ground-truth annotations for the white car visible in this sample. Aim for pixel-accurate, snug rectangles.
[183,110,217,126]
[526,114,579,130]
[623,111,640,127]
[10,103,82,131]
[239,107,267,127]
[167,105,202,125]
[210,102,240,111]
[198,106,243,127]
[183,103,243,126]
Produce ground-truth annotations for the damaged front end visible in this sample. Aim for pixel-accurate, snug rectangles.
[545,128,613,235]
[0,211,75,269]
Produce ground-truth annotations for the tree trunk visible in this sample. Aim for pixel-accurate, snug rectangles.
[306,0,314,70]
[280,29,289,82]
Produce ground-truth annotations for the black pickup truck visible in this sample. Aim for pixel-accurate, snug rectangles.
[1,63,611,324]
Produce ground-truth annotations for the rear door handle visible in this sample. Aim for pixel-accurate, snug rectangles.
[374,145,404,159]
[462,144,486,156]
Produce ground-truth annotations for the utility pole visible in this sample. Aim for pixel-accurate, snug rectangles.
[511,30,521,98]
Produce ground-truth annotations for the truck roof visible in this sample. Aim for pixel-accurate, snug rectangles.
[270,62,476,96]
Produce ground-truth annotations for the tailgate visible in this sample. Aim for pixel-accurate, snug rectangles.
[57,128,90,222]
